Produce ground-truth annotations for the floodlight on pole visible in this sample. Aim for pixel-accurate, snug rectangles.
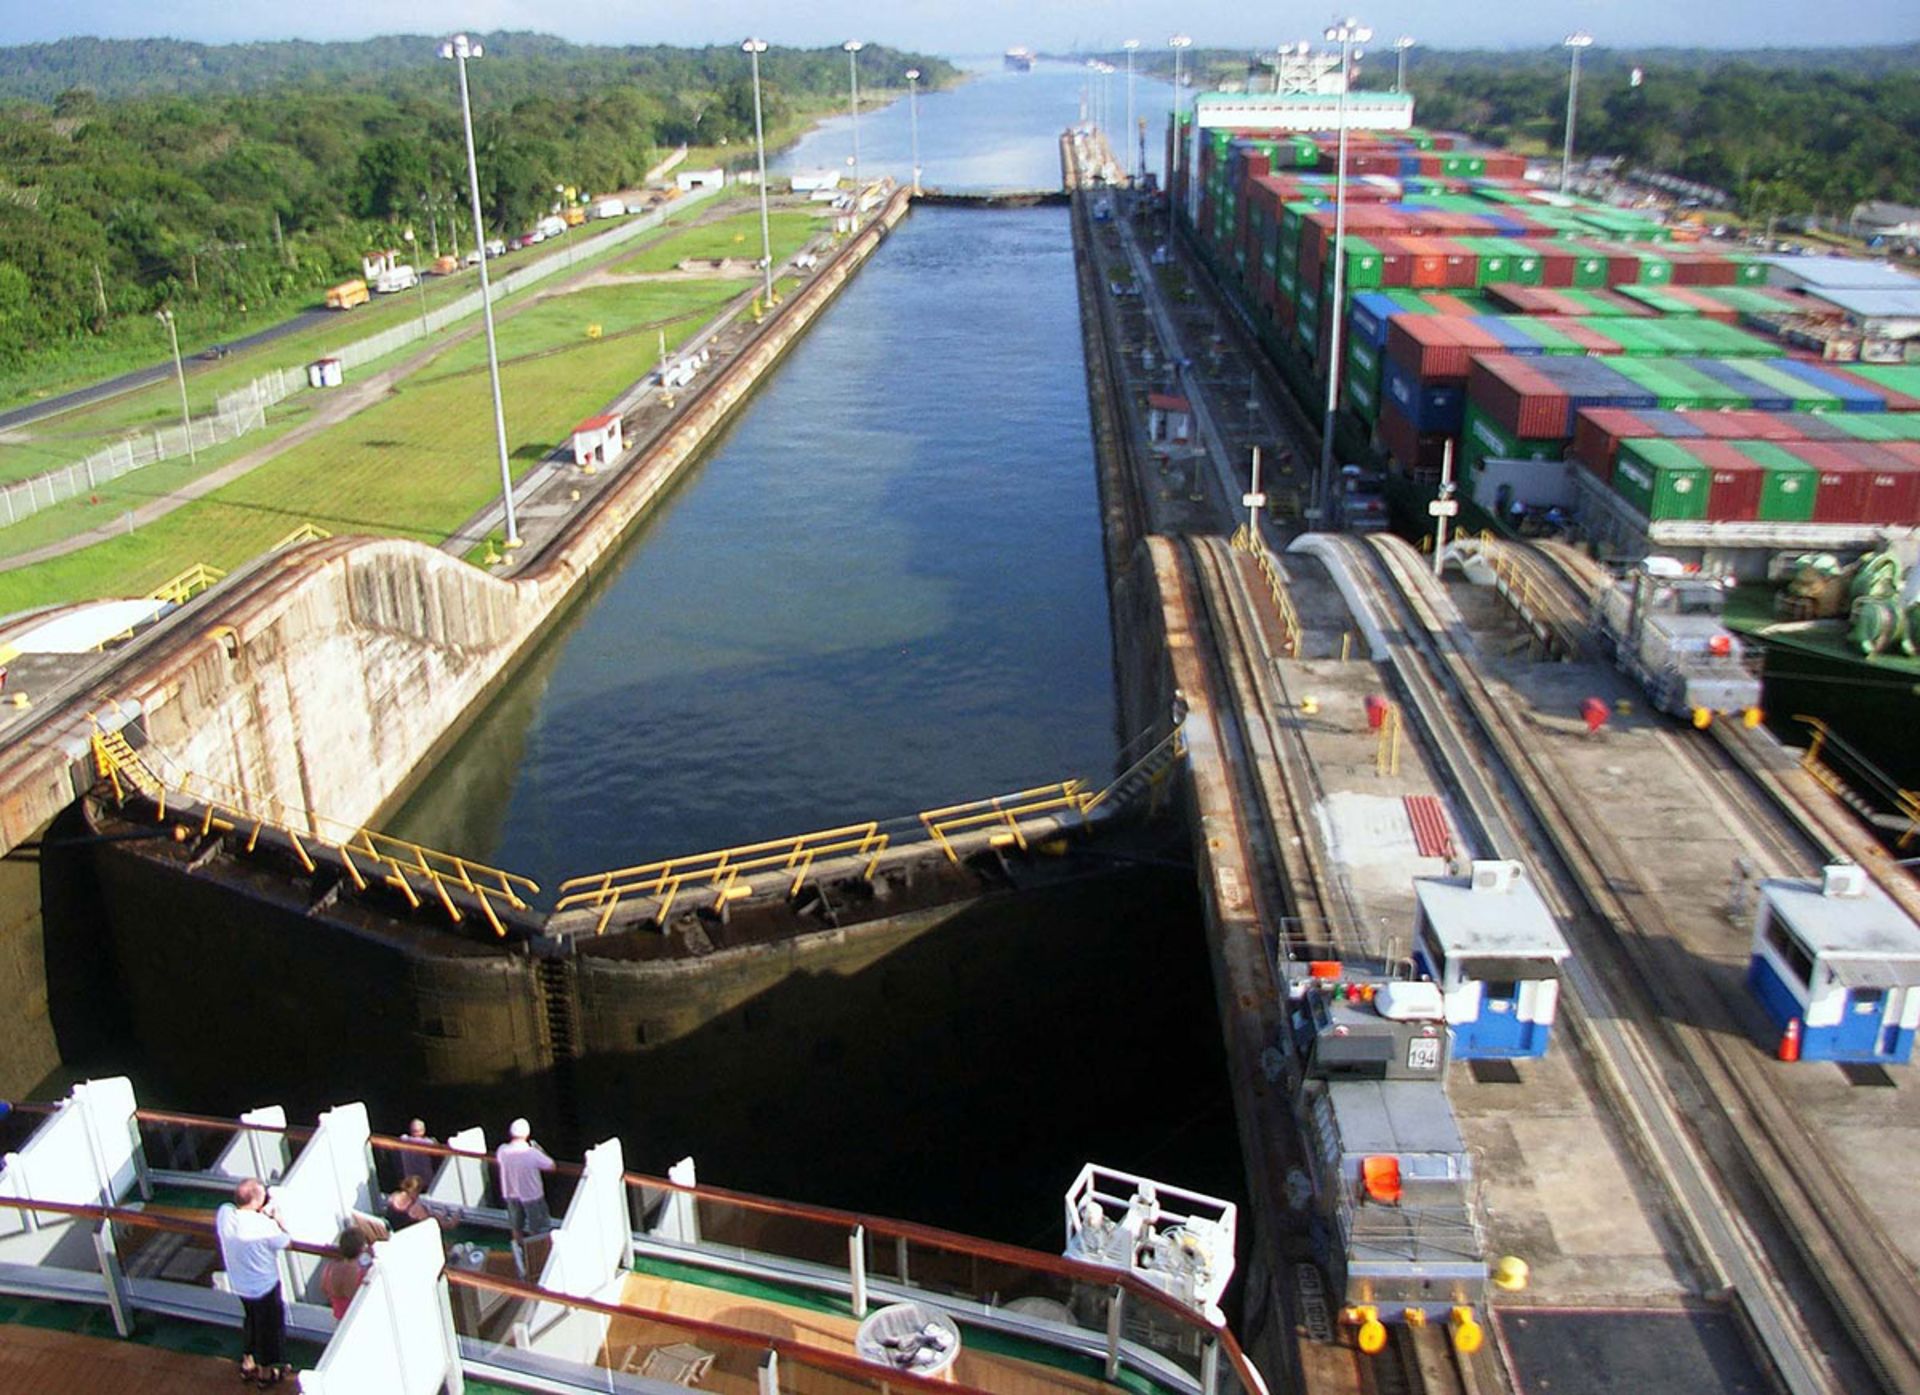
[1561,32,1594,194]
[844,41,864,196]
[1122,40,1140,184]
[905,68,922,196]
[1316,18,1372,530]
[744,39,776,306]
[1168,35,1192,252]
[441,32,518,549]
[1393,35,1415,93]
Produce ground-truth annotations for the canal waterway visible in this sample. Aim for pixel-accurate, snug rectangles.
[339,62,1242,1248]
[391,203,1119,887]
[777,58,1177,193]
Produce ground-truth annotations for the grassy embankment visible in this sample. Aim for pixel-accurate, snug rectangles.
[0,193,740,481]
[0,207,831,613]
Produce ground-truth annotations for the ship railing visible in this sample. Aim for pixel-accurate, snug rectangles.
[0,1196,1015,1395]
[1795,713,1920,849]
[81,1107,1268,1395]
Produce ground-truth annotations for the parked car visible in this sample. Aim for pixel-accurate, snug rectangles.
[199,344,230,361]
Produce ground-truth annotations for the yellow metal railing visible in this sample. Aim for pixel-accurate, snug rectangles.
[271,523,333,550]
[1230,527,1302,658]
[88,721,537,936]
[147,563,227,608]
[556,821,893,935]
[919,780,1097,864]
[1796,715,1920,849]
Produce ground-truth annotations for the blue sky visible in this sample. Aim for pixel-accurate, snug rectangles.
[3,0,1916,52]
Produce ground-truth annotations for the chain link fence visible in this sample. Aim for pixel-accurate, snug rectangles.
[1,184,724,535]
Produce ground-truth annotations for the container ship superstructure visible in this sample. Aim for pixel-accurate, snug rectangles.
[1006,46,1036,72]
[1158,66,1920,788]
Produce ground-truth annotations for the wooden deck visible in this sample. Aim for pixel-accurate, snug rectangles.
[608,1272,1124,1395]
[0,1325,241,1394]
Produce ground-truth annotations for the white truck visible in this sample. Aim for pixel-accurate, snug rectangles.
[374,264,419,294]
[591,198,627,221]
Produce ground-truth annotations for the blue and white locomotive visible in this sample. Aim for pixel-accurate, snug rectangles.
[1412,860,1571,1061]
[1747,863,1920,1065]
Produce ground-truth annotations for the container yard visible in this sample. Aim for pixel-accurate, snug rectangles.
[1163,92,1920,554]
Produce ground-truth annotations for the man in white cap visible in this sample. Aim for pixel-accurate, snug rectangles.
[495,1117,556,1273]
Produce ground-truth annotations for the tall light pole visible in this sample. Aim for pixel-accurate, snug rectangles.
[1122,40,1140,185]
[1316,18,1372,529]
[843,40,864,196]
[1168,35,1192,252]
[156,309,195,464]
[905,67,923,196]
[1561,32,1594,194]
[441,32,518,550]
[1393,35,1415,93]
[743,39,776,307]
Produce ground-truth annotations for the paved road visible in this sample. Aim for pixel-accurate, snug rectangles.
[0,308,334,433]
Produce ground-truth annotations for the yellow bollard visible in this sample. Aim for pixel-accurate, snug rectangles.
[1493,1254,1530,1291]
[1450,1306,1483,1355]
[1692,706,1713,730]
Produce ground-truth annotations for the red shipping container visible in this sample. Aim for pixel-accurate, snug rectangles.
[1537,248,1576,289]
[1377,398,1452,475]
[1684,441,1764,521]
[1407,242,1448,289]
[1559,320,1623,354]
[1373,237,1412,289]
[1570,408,1648,481]
[1469,355,1571,440]
[1692,411,1804,441]
[1780,443,1920,524]
[1388,315,1473,381]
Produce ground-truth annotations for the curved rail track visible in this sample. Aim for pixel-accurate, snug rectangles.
[1334,530,1918,1394]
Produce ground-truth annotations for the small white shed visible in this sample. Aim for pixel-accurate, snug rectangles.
[307,358,344,389]
[570,414,624,468]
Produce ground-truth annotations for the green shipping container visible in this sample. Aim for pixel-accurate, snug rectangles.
[1724,358,1837,412]
[1613,440,1709,521]
[1606,357,1693,409]
[1461,405,1565,476]
[1342,237,1384,290]
[1735,441,1819,522]
[1569,253,1610,289]
[1846,364,1920,400]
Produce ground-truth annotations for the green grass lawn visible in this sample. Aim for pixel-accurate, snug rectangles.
[611,208,828,275]
[0,277,744,613]
[0,191,748,484]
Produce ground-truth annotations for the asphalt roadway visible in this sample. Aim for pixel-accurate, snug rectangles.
[0,307,334,433]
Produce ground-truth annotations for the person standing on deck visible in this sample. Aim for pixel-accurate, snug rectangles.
[216,1178,293,1386]
[496,1118,556,1276]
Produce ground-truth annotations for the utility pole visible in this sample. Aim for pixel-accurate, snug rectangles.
[157,309,195,464]
[1431,440,1458,579]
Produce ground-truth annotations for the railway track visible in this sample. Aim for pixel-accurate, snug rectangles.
[1340,531,1917,1394]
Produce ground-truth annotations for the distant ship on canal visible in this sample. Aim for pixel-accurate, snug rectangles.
[1005,47,1036,72]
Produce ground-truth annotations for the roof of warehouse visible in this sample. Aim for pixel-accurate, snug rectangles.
[1762,255,1917,290]
[1803,287,1920,320]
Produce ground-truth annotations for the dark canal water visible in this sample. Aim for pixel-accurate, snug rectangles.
[380,65,1242,1247]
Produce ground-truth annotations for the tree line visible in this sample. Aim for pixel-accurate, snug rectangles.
[0,34,955,376]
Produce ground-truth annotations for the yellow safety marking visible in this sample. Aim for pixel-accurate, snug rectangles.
[146,562,227,608]
[270,523,333,551]
[557,820,891,931]
[85,718,533,937]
